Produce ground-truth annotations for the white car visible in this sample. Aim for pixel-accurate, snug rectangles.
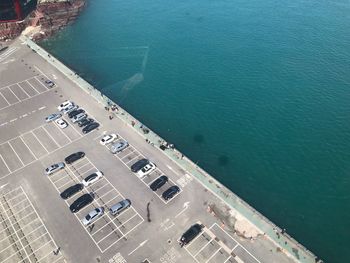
[82,171,103,187]
[55,118,68,129]
[136,162,156,178]
[57,100,73,111]
[81,207,104,226]
[100,134,117,145]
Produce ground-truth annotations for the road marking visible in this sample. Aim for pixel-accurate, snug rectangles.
[26,79,40,94]
[175,202,190,218]
[128,239,148,256]
[9,118,17,122]
[17,82,31,97]
[0,154,11,173]
[7,86,21,101]
[42,126,61,148]
[8,141,25,167]
[0,92,10,105]
[38,106,46,110]
[30,130,49,153]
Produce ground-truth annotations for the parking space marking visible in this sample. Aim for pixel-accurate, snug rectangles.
[42,126,61,148]
[33,77,49,91]
[0,91,10,106]
[7,141,25,167]
[46,157,144,253]
[17,82,31,98]
[103,136,182,205]
[8,86,21,101]
[0,186,65,262]
[30,130,50,154]
[26,80,40,94]
[0,154,11,173]
[18,136,39,160]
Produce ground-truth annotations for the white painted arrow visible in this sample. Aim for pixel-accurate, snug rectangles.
[128,239,148,256]
[175,202,190,218]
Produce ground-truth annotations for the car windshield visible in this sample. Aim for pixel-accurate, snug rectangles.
[86,174,96,181]
[85,214,91,220]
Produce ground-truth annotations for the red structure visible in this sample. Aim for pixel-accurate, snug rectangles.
[0,0,38,22]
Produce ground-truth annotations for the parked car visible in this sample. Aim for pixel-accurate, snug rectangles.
[72,113,87,123]
[136,162,156,178]
[78,118,94,127]
[110,140,129,154]
[68,109,84,119]
[162,185,180,201]
[100,134,117,145]
[82,122,99,134]
[45,162,65,175]
[45,80,55,87]
[150,175,168,191]
[63,104,78,114]
[82,171,103,187]
[65,151,85,164]
[45,113,62,122]
[55,118,68,129]
[69,193,94,213]
[109,199,131,216]
[60,184,84,199]
[130,159,149,173]
[179,224,203,247]
[57,100,73,111]
[82,207,104,226]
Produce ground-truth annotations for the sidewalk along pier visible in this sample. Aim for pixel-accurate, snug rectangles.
[20,35,320,263]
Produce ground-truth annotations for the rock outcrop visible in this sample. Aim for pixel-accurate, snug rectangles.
[0,0,86,42]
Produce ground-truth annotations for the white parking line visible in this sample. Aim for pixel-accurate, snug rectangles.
[0,153,12,173]
[19,136,39,160]
[52,173,70,184]
[53,121,72,143]
[30,130,49,154]
[8,141,25,166]
[0,91,10,105]
[7,86,21,101]
[42,126,61,148]
[97,188,114,200]
[0,201,33,262]
[205,247,222,263]
[34,76,49,91]
[193,237,214,257]
[26,80,40,94]
[17,83,31,97]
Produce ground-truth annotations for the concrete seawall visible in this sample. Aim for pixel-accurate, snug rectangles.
[20,35,320,263]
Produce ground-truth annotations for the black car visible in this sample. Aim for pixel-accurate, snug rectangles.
[60,184,83,199]
[130,158,149,173]
[68,109,85,118]
[82,122,99,133]
[162,185,180,200]
[78,118,94,127]
[150,175,168,191]
[65,151,85,164]
[69,193,94,213]
[179,224,203,247]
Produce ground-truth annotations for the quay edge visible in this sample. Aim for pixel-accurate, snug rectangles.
[19,35,321,263]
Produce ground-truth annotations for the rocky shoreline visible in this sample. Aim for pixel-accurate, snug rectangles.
[0,0,86,42]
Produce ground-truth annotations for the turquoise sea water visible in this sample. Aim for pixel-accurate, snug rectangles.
[41,0,350,262]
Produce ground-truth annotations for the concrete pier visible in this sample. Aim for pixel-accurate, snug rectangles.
[0,36,320,263]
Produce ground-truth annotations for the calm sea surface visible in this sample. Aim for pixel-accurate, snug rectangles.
[41,0,350,262]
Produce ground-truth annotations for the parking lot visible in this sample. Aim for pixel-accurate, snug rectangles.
[0,74,54,111]
[0,186,65,263]
[0,119,85,180]
[0,40,302,263]
[100,134,182,204]
[46,156,144,252]
[184,223,261,263]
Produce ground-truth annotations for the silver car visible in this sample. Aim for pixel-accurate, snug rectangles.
[109,199,131,216]
[110,140,129,154]
[45,162,65,175]
[81,207,104,225]
[72,113,87,123]
[45,113,62,122]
